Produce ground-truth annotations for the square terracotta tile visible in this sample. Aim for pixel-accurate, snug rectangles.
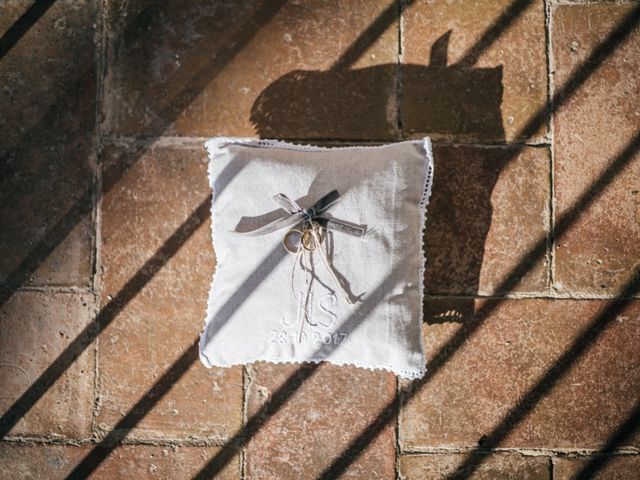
[245,362,396,479]
[554,455,640,480]
[400,453,549,480]
[0,140,96,289]
[0,0,97,289]
[0,0,97,155]
[97,144,242,441]
[552,4,640,296]
[0,292,95,439]
[105,0,398,139]
[0,443,240,480]
[402,0,548,143]
[425,145,550,295]
[400,298,640,449]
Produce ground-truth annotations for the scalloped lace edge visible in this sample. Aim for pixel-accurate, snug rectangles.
[198,137,434,380]
[202,356,427,380]
[203,136,432,153]
[417,137,434,376]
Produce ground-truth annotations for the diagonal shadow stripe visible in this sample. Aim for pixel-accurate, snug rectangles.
[332,0,411,70]
[2,0,636,476]
[315,1,640,471]
[66,257,404,478]
[0,1,404,454]
[58,2,640,478]
[317,129,640,480]
[443,268,640,480]
[60,1,431,473]
[568,399,640,480]
[65,339,200,480]
[0,184,93,306]
[332,0,535,71]
[173,3,640,478]
[0,195,211,438]
[520,3,640,140]
[191,262,406,480]
[2,0,397,439]
[456,0,535,67]
[0,0,57,61]
[0,0,287,309]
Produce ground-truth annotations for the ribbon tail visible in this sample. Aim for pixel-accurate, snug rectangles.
[232,211,303,236]
[314,189,341,214]
[322,218,365,237]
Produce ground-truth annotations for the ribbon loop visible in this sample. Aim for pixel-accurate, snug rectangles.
[274,193,302,214]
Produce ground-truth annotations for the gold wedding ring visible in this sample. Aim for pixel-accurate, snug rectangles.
[282,228,303,254]
[282,225,323,253]
[301,229,319,251]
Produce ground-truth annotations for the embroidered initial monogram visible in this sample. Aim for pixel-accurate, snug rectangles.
[269,292,348,345]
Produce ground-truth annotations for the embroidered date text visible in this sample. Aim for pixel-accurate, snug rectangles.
[269,330,348,345]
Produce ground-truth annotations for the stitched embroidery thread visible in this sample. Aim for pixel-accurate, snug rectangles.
[233,190,365,342]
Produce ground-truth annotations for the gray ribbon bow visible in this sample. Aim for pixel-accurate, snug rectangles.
[233,190,365,237]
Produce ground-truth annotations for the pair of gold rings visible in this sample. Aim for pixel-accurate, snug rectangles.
[282,225,322,254]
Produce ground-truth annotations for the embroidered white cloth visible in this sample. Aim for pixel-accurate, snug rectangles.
[198,137,434,379]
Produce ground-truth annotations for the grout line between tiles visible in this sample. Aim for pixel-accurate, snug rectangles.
[551,0,637,5]
[100,134,554,149]
[241,365,250,479]
[396,0,405,142]
[2,285,94,294]
[1,435,238,448]
[4,285,637,301]
[4,435,639,457]
[424,292,640,300]
[544,0,555,297]
[546,0,559,298]
[395,377,402,479]
[240,365,257,478]
[399,446,640,456]
[88,0,109,441]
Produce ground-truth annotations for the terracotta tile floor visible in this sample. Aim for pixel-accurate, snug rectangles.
[1,1,638,478]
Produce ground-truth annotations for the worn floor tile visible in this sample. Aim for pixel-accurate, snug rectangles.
[400,298,640,449]
[245,362,396,479]
[106,0,398,139]
[0,442,239,479]
[0,292,95,438]
[425,145,550,296]
[400,453,549,480]
[0,0,97,154]
[97,144,242,441]
[0,140,96,289]
[0,0,97,289]
[554,455,640,480]
[552,4,640,296]
[402,0,548,143]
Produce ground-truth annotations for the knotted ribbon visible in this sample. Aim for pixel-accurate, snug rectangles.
[233,190,365,238]
[233,190,365,341]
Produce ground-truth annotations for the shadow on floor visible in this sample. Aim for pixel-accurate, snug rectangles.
[250,31,507,323]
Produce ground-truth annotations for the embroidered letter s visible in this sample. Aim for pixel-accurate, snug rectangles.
[317,292,337,329]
